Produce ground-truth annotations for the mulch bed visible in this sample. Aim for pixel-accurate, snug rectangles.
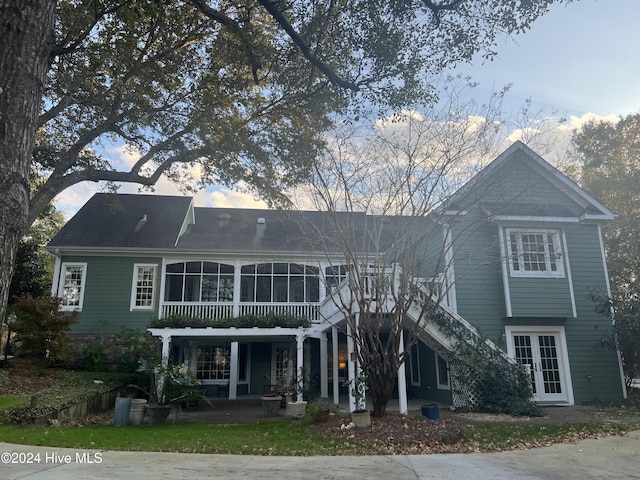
[309,412,467,454]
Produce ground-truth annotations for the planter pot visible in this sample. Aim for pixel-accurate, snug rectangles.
[146,404,171,425]
[321,408,330,423]
[285,400,307,418]
[421,403,439,420]
[113,397,132,426]
[261,396,282,417]
[351,409,371,428]
[129,399,147,425]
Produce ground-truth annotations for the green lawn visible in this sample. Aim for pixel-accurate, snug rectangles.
[0,422,355,455]
[0,421,632,456]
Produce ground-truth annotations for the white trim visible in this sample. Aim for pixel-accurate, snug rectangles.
[434,352,450,391]
[51,255,61,297]
[505,325,574,405]
[130,263,158,311]
[597,225,628,399]
[443,225,457,313]
[443,141,615,222]
[489,215,579,224]
[58,262,88,311]
[560,231,577,318]
[506,228,565,278]
[497,227,513,317]
[409,343,421,387]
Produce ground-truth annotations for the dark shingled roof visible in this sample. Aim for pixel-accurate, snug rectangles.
[177,208,407,254]
[48,193,192,249]
[49,194,416,254]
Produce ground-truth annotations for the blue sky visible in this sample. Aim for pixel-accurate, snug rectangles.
[453,0,640,117]
[54,0,640,216]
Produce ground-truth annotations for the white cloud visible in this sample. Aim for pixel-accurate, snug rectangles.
[198,189,267,209]
[53,112,621,219]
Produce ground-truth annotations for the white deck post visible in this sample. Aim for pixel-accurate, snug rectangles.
[158,334,172,401]
[319,333,328,399]
[346,322,356,412]
[397,330,408,414]
[332,326,340,405]
[232,263,241,317]
[296,333,304,402]
[229,341,239,399]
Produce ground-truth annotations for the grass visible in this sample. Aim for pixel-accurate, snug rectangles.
[0,421,632,455]
[462,422,632,452]
[0,422,357,455]
[0,395,27,409]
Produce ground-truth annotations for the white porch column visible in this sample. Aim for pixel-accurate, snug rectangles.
[332,326,339,405]
[397,330,408,415]
[346,322,356,412]
[229,341,239,399]
[158,334,172,399]
[319,333,328,399]
[296,333,304,402]
[160,334,172,366]
[232,263,241,317]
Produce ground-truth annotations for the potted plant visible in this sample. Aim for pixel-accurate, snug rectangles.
[285,388,307,418]
[131,358,205,424]
[344,373,371,428]
[261,391,283,417]
[284,374,307,418]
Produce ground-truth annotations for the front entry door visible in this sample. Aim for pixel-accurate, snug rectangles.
[508,328,571,404]
[271,343,292,390]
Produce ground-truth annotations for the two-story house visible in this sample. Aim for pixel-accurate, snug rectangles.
[47,141,627,410]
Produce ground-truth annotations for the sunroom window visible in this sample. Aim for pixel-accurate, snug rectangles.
[240,263,320,303]
[164,261,234,302]
[507,228,565,278]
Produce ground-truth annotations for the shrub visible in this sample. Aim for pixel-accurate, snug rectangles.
[149,312,310,329]
[475,362,542,417]
[114,327,160,373]
[10,295,78,366]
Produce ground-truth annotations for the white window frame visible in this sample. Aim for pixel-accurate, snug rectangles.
[58,262,87,311]
[130,264,158,311]
[506,228,565,278]
[409,344,421,387]
[435,353,450,390]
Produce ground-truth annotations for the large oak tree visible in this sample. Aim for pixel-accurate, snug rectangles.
[0,0,570,321]
[570,113,640,385]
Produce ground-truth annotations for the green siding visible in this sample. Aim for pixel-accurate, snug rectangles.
[406,342,453,405]
[443,153,624,402]
[61,255,162,334]
[563,224,622,403]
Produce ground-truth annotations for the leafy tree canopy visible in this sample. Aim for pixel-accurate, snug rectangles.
[30,0,569,225]
[570,113,640,304]
[570,113,640,386]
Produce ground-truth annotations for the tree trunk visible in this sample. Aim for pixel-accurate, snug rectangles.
[0,2,56,321]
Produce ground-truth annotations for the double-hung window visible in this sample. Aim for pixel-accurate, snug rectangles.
[435,353,450,390]
[58,263,87,311]
[131,264,157,310]
[507,228,565,278]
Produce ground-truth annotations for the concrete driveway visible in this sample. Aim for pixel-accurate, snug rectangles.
[2,430,639,480]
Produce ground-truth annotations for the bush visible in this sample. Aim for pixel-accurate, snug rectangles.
[10,295,78,366]
[114,327,160,373]
[475,362,542,417]
[149,313,310,329]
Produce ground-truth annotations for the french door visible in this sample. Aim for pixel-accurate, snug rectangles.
[271,343,293,390]
[506,327,572,404]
